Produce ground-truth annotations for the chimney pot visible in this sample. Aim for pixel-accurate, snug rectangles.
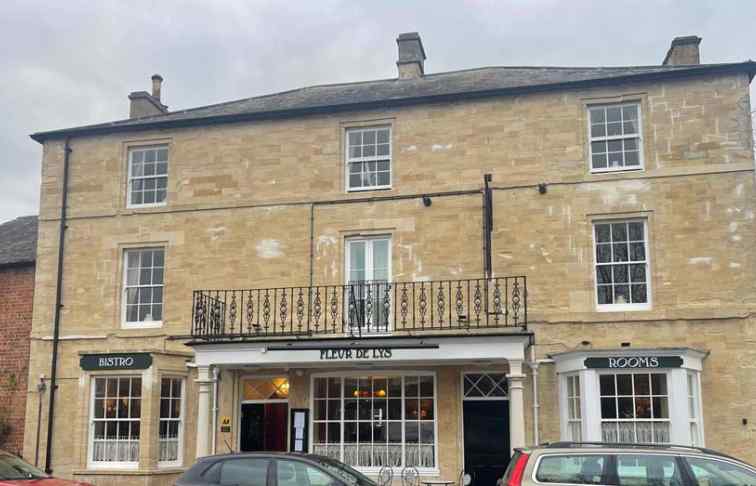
[151,74,164,101]
[662,36,702,66]
[396,32,426,80]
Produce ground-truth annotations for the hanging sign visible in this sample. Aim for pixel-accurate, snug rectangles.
[80,353,153,371]
[584,356,683,369]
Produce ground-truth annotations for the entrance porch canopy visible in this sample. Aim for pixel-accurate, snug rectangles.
[190,333,532,459]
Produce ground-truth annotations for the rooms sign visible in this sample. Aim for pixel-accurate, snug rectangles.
[584,356,683,369]
[319,347,393,360]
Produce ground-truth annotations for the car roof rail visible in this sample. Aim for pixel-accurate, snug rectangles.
[541,442,737,460]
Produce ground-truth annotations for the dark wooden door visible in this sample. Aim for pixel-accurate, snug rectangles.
[240,403,288,452]
[463,401,510,486]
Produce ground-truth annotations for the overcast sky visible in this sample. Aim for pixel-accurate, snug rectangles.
[1,0,755,224]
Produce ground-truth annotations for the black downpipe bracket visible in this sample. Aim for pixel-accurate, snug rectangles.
[45,138,71,473]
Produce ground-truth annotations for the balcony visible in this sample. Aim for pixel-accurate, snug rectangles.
[191,276,527,340]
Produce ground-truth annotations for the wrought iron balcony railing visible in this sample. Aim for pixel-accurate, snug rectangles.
[191,276,527,340]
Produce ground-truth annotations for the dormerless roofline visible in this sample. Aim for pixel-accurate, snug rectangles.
[30,61,756,143]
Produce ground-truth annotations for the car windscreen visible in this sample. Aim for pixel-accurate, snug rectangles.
[310,456,377,486]
[0,453,49,480]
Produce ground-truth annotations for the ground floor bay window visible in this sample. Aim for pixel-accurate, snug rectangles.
[89,376,141,467]
[312,373,436,471]
[554,349,706,446]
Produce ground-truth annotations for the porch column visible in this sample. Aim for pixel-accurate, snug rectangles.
[508,359,526,453]
[196,365,213,458]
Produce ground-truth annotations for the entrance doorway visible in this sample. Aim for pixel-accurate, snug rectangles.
[240,403,288,452]
[462,373,510,486]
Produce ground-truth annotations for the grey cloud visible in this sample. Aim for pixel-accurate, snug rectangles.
[1,0,754,223]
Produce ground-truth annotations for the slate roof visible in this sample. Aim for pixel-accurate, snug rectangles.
[0,216,38,266]
[30,61,756,142]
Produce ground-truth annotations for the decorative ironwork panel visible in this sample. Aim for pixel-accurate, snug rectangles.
[190,276,527,340]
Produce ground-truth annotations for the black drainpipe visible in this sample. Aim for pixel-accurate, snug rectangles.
[45,138,71,474]
[483,173,493,278]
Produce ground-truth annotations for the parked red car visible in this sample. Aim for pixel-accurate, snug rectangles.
[0,451,92,486]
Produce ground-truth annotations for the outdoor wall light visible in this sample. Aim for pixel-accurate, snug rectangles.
[422,195,432,207]
[538,183,547,194]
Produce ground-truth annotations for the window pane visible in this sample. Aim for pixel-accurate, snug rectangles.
[591,124,606,138]
[651,374,667,395]
[377,129,389,144]
[629,243,646,261]
[220,458,270,486]
[613,243,629,262]
[607,107,621,122]
[590,108,606,124]
[607,122,622,137]
[617,455,681,486]
[596,245,611,263]
[596,266,612,284]
[536,455,608,484]
[595,224,611,243]
[613,265,629,283]
[634,374,650,395]
[630,264,646,283]
[600,375,615,396]
[625,151,640,166]
[591,141,607,154]
[597,286,613,305]
[592,154,608,169]
[363,130,376,144]
[653,397,669,418]
[686,457,756,486]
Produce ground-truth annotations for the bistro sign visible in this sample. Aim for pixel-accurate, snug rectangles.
[584,356,683,369]
[320,347,393,360]
[80,353,153,371]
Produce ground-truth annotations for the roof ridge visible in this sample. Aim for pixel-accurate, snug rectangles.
[122,62,739,118]
[30,60,756,142]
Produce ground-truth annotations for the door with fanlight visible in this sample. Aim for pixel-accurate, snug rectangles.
[462,373,510,486]
[345,237,391,333]
[240,377,290,452]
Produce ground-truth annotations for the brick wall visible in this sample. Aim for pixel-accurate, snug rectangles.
[0,264,35,454]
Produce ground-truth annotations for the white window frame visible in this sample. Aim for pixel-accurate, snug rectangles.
[309,370,439,475]
[345,236,392,333]
[587,102,644,173]
[88,375,142,470]
[598,370,671,444]
[687,372,704,446]
[158,376,185,468]
[121,247,165,329]
[126,145,169,208]
[592,219,651,312]
[565,374,582,441]
[345,126,392,192]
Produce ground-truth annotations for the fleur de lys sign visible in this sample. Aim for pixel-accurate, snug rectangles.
[80,353,153,371]
[584,355,683,369]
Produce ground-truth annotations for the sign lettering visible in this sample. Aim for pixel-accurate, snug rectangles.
[584,356,683,369]
[319,347,393,361]
[80,353,152,371]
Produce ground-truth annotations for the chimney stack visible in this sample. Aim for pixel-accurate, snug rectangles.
[396,32,426,80]
[662,36,702,66]
[151,74,163,101]
[128,74,168,119]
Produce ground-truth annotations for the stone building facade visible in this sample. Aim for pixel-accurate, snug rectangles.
[24,33,756,486]
[0,215,38,456]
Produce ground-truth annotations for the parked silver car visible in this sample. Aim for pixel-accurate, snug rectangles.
[501,442,756,486]
[176,452,378,486]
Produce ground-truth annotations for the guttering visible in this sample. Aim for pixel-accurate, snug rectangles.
[45,138,71,473]
[29,62,756,144]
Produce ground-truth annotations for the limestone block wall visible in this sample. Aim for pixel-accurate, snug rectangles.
[23,68,756,481]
